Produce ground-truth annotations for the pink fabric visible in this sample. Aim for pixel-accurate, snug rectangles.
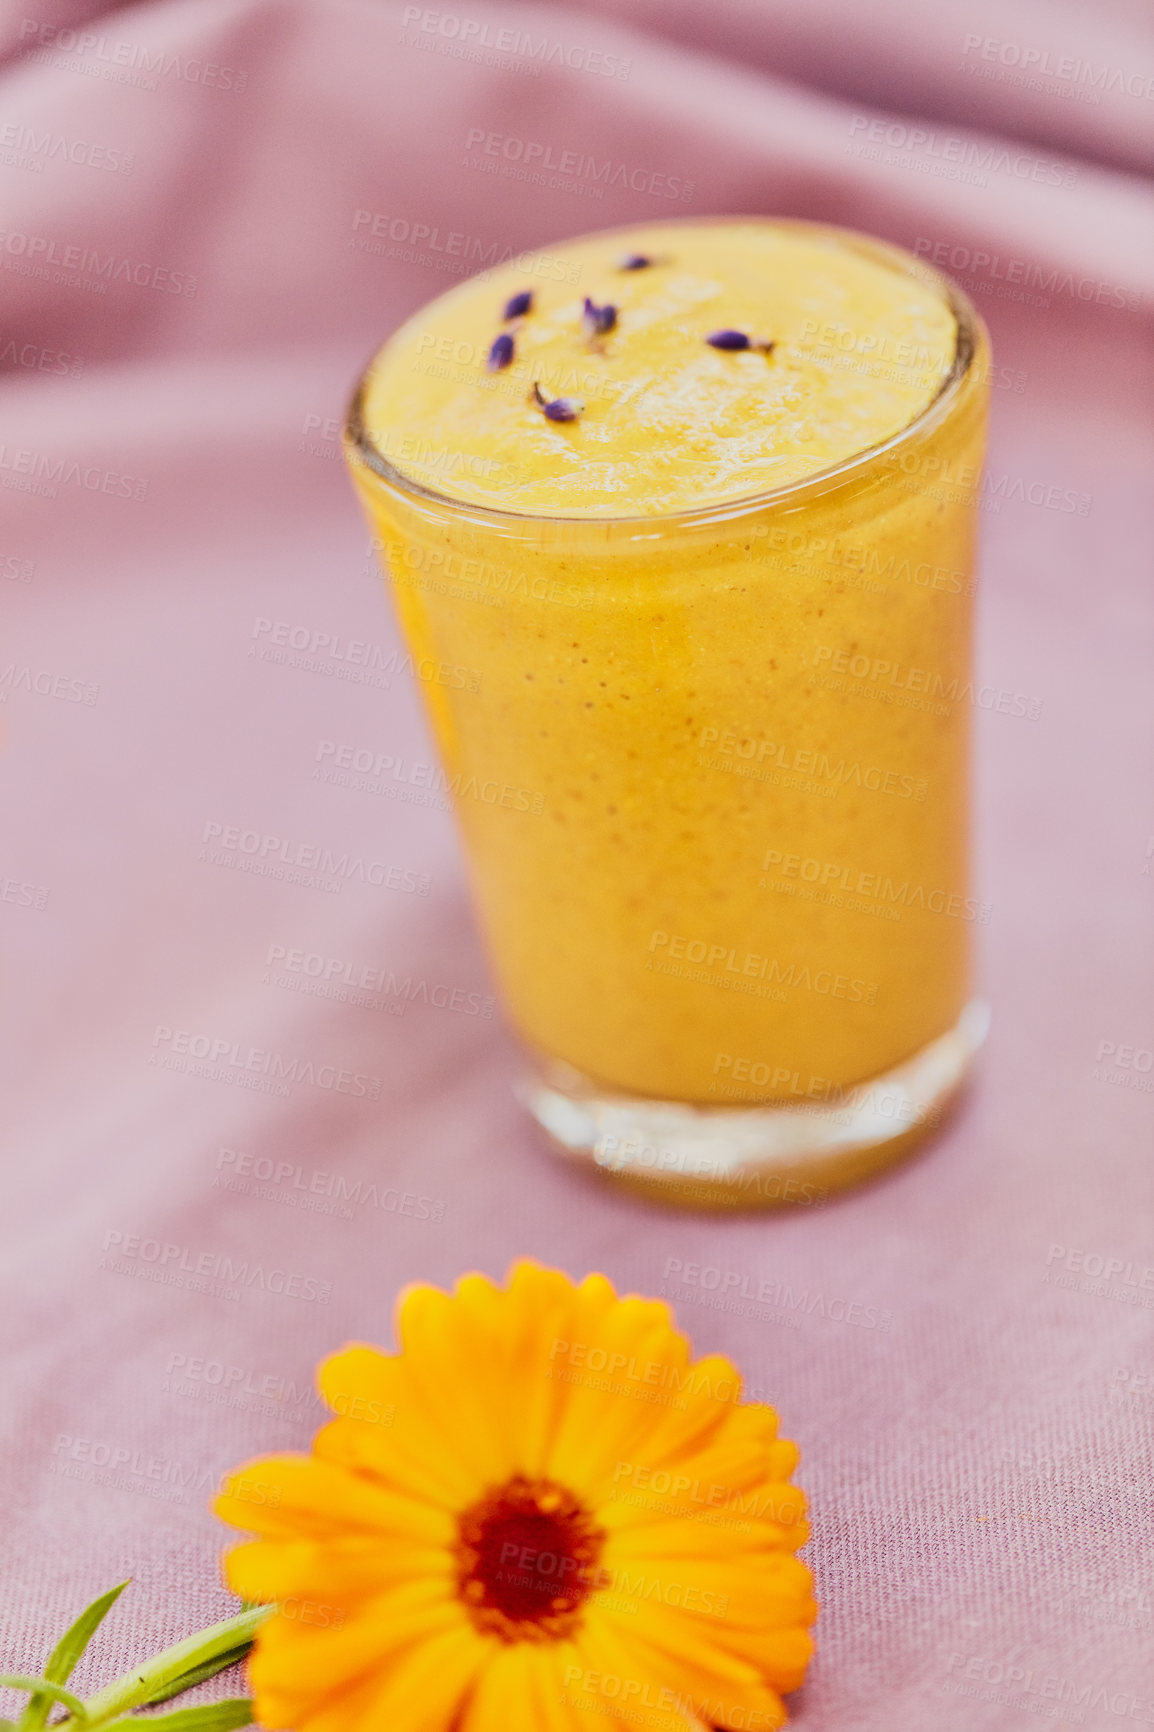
[2,0,1152,1725]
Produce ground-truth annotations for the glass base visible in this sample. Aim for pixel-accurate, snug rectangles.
[517,1000,989,1211]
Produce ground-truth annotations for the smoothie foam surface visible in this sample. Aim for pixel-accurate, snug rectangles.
[361,220,956,517]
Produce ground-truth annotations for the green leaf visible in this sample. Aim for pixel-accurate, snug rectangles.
[0,1678,88,1721]
[18,1583,130,1732]
[104,1702,252,1731]
[45,1584,131,1686]
[73,1605,271,1730]
[142,1648,252,1708]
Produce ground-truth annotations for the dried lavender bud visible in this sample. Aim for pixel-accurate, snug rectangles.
[705,329,776,355]
[532,382,584,422]
[617,253,653,270]
[487,332,515,371]
[503,289,534,320]
[582,297,618,338]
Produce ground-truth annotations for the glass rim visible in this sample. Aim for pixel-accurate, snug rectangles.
[343,215,982,534]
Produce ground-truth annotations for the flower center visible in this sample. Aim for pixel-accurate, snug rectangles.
[456,1476,606,1641]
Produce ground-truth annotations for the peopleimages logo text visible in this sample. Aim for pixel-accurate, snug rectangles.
[913,237,1139,313]
[464,129,693,201]
[960,34,1154,100]
[151,1025,382,1101]
[0,444,147,499]
[101,1231,331,1302]
[649,930,878,1005]
[19,19,248,91]
[402,7,631,78]
[0,229,197,294]
[199,821,430,897]
[847,117,1077,185]
[0,123,134,173]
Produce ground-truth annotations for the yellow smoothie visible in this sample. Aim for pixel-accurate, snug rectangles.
[346,219,988,1113]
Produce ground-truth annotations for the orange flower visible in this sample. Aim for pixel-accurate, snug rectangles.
[216,1261,816,1731]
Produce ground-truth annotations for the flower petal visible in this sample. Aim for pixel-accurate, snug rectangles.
[546,1304,698,1491]
[598,1621,790,1732]
[603,1486,808,1553]
[338,1621,489,1731]
[393,1278,530,1490]
[215,1453,454,1544]
[525,1638,680,1732]
[458,1641,536,1732]
[248,1581,470,1720]
[222,1535,451,1605]
[319,1338,493,1506]
[569,1615,709,1732]
[634,1384,783,1479]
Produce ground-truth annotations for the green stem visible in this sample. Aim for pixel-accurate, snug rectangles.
[0,1680,87,1723]
[56,1607,272,1732]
